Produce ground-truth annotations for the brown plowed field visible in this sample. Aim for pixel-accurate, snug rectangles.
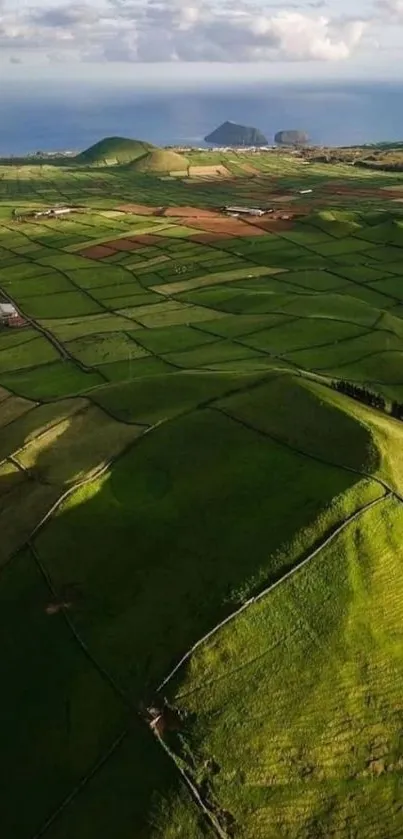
[78,211,300,260]
[181,218,267,235]
[80,245,117,259]
[129,234,164,245]
[105,238,143,251]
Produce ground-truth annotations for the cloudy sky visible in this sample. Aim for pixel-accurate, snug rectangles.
[1,0,403,84]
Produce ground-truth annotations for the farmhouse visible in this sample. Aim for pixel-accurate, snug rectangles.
[14,206,77,222]
[34,207,74,219]
[0,302,25,327]
[222,206,266,217]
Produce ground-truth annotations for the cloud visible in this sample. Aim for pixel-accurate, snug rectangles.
[0,0,368,64]
[377,0,403,18]
[28,4,100,28]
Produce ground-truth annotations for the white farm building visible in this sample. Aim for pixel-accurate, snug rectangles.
[0,302,25,327]
[223,206,266,217]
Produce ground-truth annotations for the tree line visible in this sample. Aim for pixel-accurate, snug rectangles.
[333,379,403,423]
[332,380,386,411]
[391,401,403,420]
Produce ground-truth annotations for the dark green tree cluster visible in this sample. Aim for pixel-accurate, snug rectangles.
[391,401,403,420]
[332,380,386,411]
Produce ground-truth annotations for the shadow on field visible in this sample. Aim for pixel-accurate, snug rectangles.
[0,476,209,839]
[0,376,376,838]
[31,405,365,697]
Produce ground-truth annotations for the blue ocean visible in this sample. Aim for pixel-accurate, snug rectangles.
[1,80,403,156]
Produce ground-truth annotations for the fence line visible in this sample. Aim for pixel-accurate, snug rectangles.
[155,734,230,839]
[31,731,128,839]
[157,492,388,693]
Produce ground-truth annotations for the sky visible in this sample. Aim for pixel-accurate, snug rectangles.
[1,0,403,85]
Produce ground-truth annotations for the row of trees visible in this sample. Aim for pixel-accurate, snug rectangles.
[332,380,386,411]
[332,380,403,424]
[391,401,403,420]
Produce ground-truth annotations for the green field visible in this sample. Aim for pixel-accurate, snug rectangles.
[1,143,403,838]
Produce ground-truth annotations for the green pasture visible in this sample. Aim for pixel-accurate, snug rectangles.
[0,327,38,350]
[0,398,141,564]
[15,403,142,486]
[40,312,138,341]
[243,317,367,355]
[103,293,162,309]
[132,323,219,354]
[286,327,403,368]
[0,549,126,839]
[2,272,75,297]
[87,283,151,301]
[42,727,211,839]
[0,397,87,460]
[97,355,173,382]
[0,391,33,427]
[0,334,59,373]
[66,268,139,294]
[0,360,104,399]
[33,402,369,692]
[66,333,150,366]
[2,158,403,839]
[92,369,265,425]
[19,290,103,318]
[163,339,262,368]
[195,312,294,339]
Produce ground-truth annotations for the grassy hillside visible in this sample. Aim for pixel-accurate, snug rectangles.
[130,149,189,173]
[75,136,153,166]
[165,495,403,839]
[1,148,403,838]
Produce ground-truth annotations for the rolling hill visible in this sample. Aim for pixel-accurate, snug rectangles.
[75,136,153,166]
[129,149,189,173]
[1,147,403,838]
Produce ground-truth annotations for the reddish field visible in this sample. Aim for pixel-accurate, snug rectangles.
[181,218,267,235]
[130,234,164,245]
[105,239,143,251]
[80,244,117,259]
[77,209,302,260]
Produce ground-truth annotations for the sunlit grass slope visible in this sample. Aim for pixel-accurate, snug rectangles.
[166,496,403,839]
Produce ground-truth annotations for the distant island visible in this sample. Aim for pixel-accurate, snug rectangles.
[275,130,309,147]
[205,121,268,146]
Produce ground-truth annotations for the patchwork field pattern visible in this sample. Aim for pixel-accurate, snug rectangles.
[1,151,403,839]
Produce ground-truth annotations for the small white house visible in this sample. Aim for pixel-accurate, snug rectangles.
[0,302,24,327]
[0,303,17,320]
